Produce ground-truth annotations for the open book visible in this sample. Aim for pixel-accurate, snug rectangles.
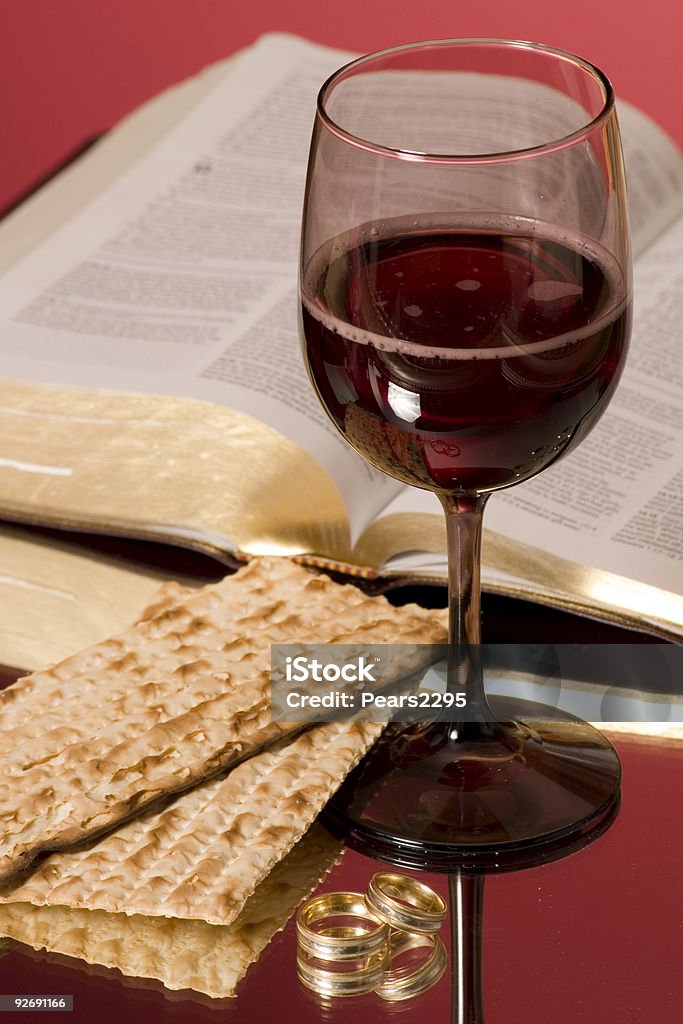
[1,33,683,670]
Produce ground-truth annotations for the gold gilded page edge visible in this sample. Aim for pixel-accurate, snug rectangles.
[0,378,351,565]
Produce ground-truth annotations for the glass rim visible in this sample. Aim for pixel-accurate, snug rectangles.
[317,37,616,164]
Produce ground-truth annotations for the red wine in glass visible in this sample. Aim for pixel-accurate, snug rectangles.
[302,215,629,495]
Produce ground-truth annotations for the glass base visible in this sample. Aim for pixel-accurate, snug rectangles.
[324,695,621,873]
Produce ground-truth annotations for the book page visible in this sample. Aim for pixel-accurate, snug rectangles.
[617,100,683,256]
[0,35,399,543]
[486,211,683,595]
[0,56,247,270]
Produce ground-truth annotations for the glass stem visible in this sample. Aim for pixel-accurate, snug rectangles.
[439,492,493,725]
[449,872,486,1024]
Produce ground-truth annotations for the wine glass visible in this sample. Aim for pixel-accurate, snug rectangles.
[299,39,631,869]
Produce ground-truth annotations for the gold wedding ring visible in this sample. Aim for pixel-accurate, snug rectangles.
[365,872,447,934]
[376,930,448,1001]
[296,880,447,1001]
[297,948,390,997]
[296,891,389,961]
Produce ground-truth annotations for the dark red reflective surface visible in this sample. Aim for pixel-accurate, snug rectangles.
[0,735,681,1023]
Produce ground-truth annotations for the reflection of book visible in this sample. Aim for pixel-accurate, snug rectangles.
[2,33,683,671]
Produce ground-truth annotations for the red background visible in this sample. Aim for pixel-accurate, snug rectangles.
[1,0,682,216]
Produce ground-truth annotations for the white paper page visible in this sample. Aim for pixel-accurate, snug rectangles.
[0,35,398,539]
[486,211,683,595]
[617,100,683,256]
